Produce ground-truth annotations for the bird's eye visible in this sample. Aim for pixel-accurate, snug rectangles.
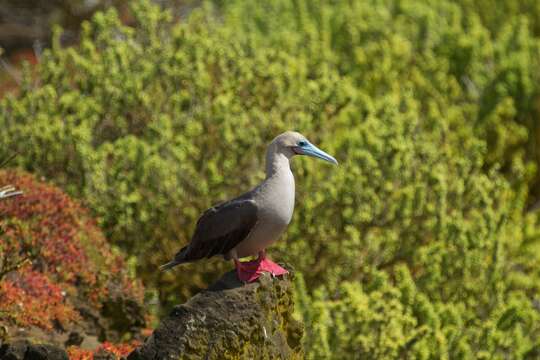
[298,140,308,147]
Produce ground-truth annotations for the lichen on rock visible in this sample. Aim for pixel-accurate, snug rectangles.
[128,269,304,360]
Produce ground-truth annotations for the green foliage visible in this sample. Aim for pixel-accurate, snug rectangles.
[295,267,540,359]
[1,0,540,357]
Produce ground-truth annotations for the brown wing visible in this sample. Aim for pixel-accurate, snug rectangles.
[173,198,258,263]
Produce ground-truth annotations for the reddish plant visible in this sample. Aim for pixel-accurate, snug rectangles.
[0,272,78,330]
[66,347,93,360]
[99,341,141,357]
[0,170,144,334]
[67,341,141,360]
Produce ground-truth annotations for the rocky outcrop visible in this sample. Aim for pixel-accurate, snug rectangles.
[0,340,68,360]
[0,269,303,360]
[128,269,304,360]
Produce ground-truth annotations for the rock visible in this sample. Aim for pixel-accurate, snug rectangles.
[64,332,83,347]
[0,340,27,360]
[0,340,68,360]
[128,269,304,360]
[23,344,68,360]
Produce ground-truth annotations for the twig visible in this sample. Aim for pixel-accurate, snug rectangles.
[0,151,18,169]
[0,257,31,281]
[0,57,21,84]
[33,39,43,62]
[0,185,22,199]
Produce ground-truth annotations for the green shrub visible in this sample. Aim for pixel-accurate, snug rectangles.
[1,0,540,357]
[295,266,540,359]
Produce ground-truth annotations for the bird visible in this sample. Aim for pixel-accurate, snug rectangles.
[160,131,338,282]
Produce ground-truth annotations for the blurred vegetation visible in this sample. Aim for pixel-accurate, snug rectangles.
[1,0,540,358]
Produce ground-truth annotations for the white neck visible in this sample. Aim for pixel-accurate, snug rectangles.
[265,143,292,178]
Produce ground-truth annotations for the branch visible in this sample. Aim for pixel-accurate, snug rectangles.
[0,185,22,199]
[0,256,31,282]
[0,151,18,169]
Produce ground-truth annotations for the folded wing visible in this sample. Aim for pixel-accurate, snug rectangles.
[161,198,258,270]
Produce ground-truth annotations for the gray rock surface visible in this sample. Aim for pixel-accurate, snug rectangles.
[128,269,304,360]
[0,340,68,360]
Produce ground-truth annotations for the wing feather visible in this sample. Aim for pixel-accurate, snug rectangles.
[173,198,258,263]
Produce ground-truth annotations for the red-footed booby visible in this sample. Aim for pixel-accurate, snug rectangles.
[161,131,338,282]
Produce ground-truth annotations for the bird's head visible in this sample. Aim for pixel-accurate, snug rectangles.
[271,131,338,165]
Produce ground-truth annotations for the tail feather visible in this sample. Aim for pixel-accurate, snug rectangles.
[159,260,182,271]
[160,246,188,271]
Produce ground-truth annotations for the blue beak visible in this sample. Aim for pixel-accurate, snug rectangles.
[294,142,338,165]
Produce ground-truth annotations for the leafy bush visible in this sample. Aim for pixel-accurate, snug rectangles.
[67,340,141,360]
[295,265,540,359]
[0,170,145,338]
[1,0,540,357]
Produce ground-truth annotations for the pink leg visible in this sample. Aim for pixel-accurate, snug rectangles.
[234,250,288,283]
[257,250,288,277]
[234,259,260,282]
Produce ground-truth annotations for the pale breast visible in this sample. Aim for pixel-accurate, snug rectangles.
[233,169,295,258]
[259,169,295,226]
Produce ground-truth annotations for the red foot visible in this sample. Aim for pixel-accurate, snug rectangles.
[234,257,288,283]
